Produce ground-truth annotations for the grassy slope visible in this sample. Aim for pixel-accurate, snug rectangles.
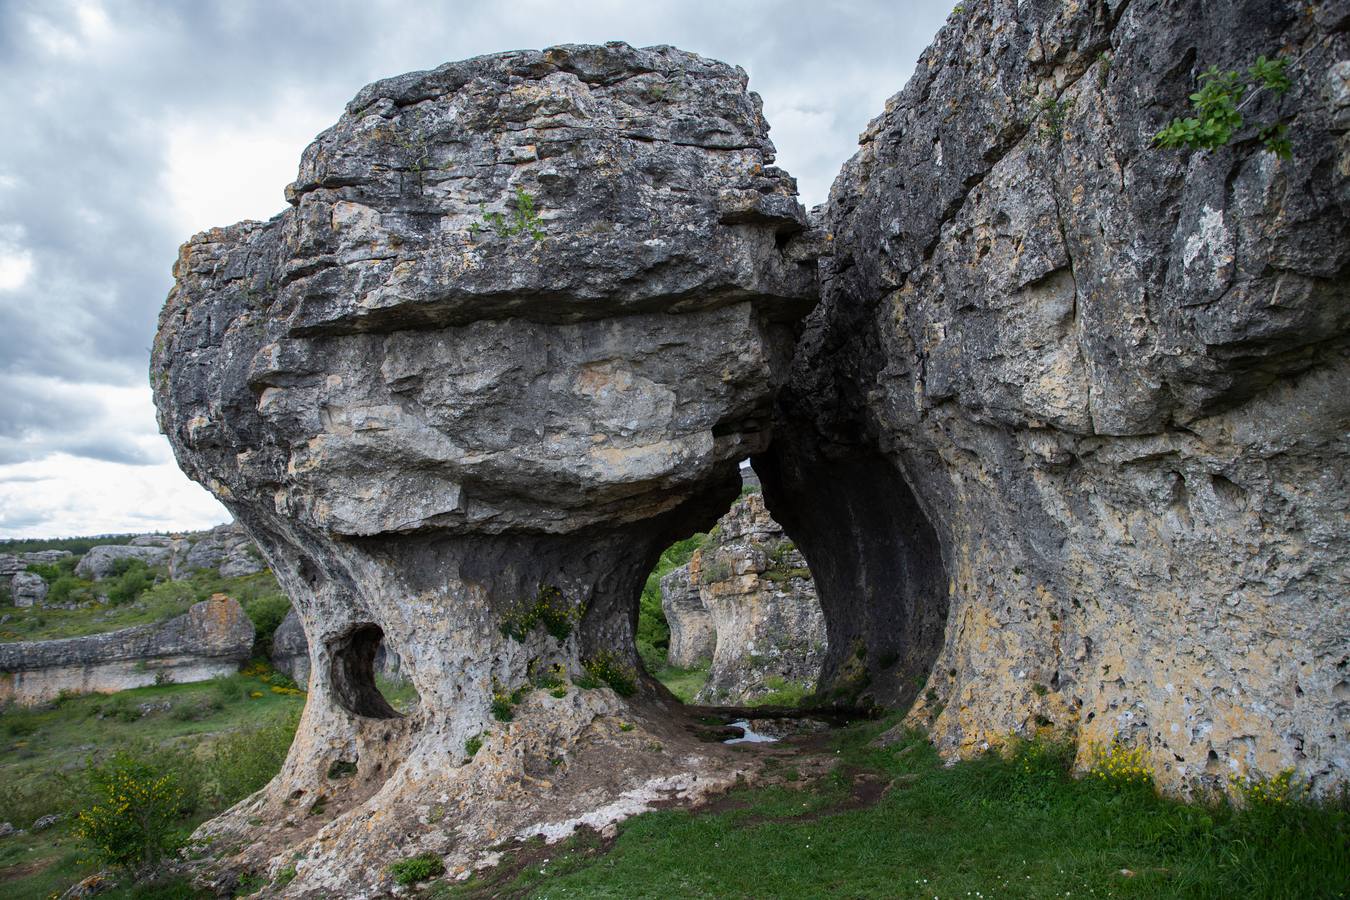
[441,719,1348,900]
[0,675,304,899]
[1,570,286,644]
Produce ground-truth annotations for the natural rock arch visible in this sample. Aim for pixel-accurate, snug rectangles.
[152,5,1348,892]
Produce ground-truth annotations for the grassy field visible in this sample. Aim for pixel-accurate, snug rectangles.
[0,673,304,899]
[439,719,1349,900]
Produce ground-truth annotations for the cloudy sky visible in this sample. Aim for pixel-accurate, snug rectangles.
[0,0,951,538]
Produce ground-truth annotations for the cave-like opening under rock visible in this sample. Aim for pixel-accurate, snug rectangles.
[752,446,949,711]
[634,462,831,711]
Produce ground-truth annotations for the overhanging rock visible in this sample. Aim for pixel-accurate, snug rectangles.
[153,42,817,894]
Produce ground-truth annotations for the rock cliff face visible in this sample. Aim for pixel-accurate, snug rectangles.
[661,493,825,704]
[153,42,815,893]
[757,0,1349,795]
[659,564,712,668]
[0,595,254,705]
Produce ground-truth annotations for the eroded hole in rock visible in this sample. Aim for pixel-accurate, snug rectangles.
[639,464,831,740]
[753,446,949,711]
[328,624,416,719]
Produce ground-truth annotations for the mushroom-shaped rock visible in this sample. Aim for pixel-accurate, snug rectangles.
[153,43,816,891]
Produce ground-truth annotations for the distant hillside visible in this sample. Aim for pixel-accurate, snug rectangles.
[0,535,138,556]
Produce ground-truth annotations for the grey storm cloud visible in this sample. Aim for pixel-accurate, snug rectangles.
[0,0,951,474]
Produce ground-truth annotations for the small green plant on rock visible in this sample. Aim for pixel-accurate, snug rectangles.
[491,678,523,722]
[1153,55,1293,158]
[389,851,445,886]
[473,186,546,241]
[581,650,637,697]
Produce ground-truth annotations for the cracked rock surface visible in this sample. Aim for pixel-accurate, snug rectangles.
[758,0,1349,795]
[153,42,815,895]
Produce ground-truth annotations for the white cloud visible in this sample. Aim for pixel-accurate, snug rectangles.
[0,453,229,538]
[0,224,35,292]
[162,99,334,236]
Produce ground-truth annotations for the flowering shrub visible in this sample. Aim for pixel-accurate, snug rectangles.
[1231,768,1304,807]
[1087,739,1154,789]
[581,650,637,697]
[500,584,583,641]
[75,753,186,869]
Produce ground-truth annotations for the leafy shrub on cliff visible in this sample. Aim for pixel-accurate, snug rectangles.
[1153,56,1293,158]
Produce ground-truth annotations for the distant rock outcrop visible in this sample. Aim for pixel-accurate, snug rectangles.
[659,565,713,669]
[74,545,171,580]
[0,594,254,705]
[9,573,47,609]
[685,493,825,704]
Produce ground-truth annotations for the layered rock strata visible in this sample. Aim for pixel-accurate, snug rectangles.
[657,492,826,702]
[0,595,254,705]
[691,492,825,703]
[758,0,1349,794]
[153,43,815,893]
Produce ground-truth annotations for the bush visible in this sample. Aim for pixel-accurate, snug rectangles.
[48,574,97,606]
[75,752,188,869]
[389,852,445,885]
[106,560,156,606]
[582,650,637,697]
[204,709,299,810]
[26,556,77,581]
[242,593,290,658]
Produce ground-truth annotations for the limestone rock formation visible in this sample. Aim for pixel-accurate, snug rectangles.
[153,42,815,892]
[75,544,171,580]
[269,606,310,685]
[9,573,48,609]
[659,564,713,668]
[757,1,1349,795]
[0,594,254,705]
[183,521,264,578]
[691,492,825,704]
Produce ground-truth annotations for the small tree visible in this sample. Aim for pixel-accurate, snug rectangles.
[75,753,186,870]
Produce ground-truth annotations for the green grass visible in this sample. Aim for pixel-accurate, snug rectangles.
[439,721,1348,899]
[0,673,303,899]
[0,571,286,646]
[376,674,420,714]
[747,675,813,707]
[652,662,710,703]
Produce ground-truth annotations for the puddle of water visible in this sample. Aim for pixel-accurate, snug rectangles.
[724,719,778,744]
